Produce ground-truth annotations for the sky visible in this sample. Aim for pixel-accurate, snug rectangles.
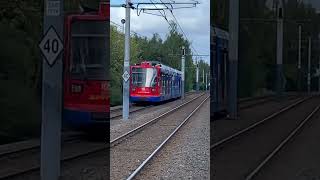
[110,0,210,64]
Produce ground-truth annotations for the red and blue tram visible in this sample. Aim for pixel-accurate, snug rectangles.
[63,3,110,131]
[130,61,182,103]
[211,26,229,119]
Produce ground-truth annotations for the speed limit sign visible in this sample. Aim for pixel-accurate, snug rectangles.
[39,26,64,67]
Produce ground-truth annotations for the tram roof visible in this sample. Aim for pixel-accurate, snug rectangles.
[133,61,182,75]
[212,26,229,40]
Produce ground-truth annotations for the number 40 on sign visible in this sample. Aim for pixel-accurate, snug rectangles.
[39,26,64,67]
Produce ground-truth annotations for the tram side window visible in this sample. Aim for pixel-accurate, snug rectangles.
[165,75,167,95]
[166,75,168,95]
[162,74,165,95]
[168,75,170,95]
[170,76,172,94]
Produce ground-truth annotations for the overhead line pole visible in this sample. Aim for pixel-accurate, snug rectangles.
[196,62,199,92]
[206,73,208,91]
[308,36,311,93]
[318,57,320,92]
[276,0,284,96]
[41,0,63,179]
[181,46,186,99]
[228,0,239,119]
[122,0,132,120]
[298,25,302,92]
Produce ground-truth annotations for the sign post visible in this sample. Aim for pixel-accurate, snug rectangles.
[228,0,239,119]
[206,73,208,91]
[276,0,284,96]
[298,25,302,92]
[196,62,199,92]
[318,58,320,92]
[39,0,64,179]
[308,36,311,93]
[123,0,131,120]
[181,46,185,99]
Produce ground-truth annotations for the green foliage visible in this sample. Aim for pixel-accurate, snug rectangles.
[237,0,320,97]
[0,0,209,141]
[110,21,209,105]
[0,0,42,141]
[0,0,105,141]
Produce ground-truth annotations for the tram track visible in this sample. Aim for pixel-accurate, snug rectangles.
[238,95,275,109]
[111,93,210,179]
[111,105,153,119]
[126,96,210,180]
[0,93,203,179]
[0,92,204,179]
[238,93,300,110]
[246,104,320,180]
[110,91,195,119]
[110,92,206,147]
[211,95,318,180]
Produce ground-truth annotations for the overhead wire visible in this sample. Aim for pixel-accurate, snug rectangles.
[110,20,146,37]
[148,0,200,58]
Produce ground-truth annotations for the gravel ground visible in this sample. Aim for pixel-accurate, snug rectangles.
[110,92,203,140]
[253,103,320,180]
[110,94,208,180]
[135,98,210,180]
[211,96,319,180]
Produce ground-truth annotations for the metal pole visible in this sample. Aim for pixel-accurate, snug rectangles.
[206,73,208,91]
[196,63,199,92]
[123,0,131,120]
[318,57,320,92]
[298,25,302,92]
[181,46,185,99]
[276,0,284,96]
[41,0,63,179]
[202,69,204,90]
[228,0,239,119]
[308,36,311,93]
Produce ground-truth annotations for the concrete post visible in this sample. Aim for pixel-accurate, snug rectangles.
[228,0,239,119]
[122,0,131,120]
[181,46,185,99]
[41,0,63,179]
[308,36,311,93]
[276,0,284,96]
[298,25,302,92]
[196,63,199,92]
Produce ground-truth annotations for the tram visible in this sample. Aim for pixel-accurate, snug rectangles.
[63,2,110,131]
[211,26,229,119]
[130,61,182,103]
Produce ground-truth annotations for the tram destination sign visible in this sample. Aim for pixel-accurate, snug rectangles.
[39,26,63,67]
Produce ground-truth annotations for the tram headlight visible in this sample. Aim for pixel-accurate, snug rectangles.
[71,84,82,93]
[151,88,156,92]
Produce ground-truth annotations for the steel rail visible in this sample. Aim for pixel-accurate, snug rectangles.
[246,104,320,180]
[110,91,195,119]
[110,93,206,145]
[111,105,153,119]
[126,95,210,180]
[0,93,205,179]
[211,96,311,150]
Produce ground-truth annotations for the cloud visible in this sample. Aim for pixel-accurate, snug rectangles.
[110,0,210,64]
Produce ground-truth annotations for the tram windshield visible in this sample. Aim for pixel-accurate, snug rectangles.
[70,20,109,80]
[131,68,157,87]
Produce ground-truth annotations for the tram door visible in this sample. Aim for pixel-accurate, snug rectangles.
[220,49,228,108]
